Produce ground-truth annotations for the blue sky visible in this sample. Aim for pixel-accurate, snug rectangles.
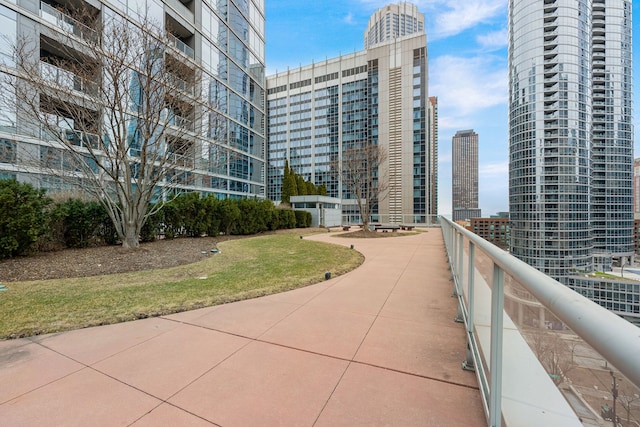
[265,0,640,217]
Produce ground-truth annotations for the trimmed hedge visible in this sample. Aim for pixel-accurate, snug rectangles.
[0,184,315,258]
[158,194,311,238]
[0,180,51,258]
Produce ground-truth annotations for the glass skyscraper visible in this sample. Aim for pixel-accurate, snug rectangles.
[508,0,633,281]
[0,0,266,199]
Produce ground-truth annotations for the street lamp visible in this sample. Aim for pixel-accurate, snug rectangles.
[611,371,618,427]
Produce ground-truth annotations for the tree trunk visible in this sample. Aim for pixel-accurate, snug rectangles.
[122,222,140,248]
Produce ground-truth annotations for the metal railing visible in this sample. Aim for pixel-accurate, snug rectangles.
[40,2,97,42]
[166,32,195,59]
[40,61,98,95]
[441,216,640,426]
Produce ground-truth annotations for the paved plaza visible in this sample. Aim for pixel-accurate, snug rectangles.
[0,229,484,426]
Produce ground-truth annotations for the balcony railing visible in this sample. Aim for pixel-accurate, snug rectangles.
[167,74,194,95]
[40,61,98,95]
[41,126,100,149]
[441,217,640,426]
[166,32,195,59]
[40,2,97,42]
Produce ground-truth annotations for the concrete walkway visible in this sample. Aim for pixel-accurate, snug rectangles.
[0,229,484,426]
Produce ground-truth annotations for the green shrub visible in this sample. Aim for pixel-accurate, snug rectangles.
[294,210,312,228]
[217,198,240,235]
[0,180,51,258]
[53,199,106,248]
[140,208,163,243]
[161,201,182,239]
[277,209,296,229]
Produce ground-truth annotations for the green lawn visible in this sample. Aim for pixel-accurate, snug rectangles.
[0,234,364,339]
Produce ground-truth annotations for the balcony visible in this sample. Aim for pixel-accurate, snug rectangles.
[40,61,97,95]
[39,124,100,149]
[166,32,195,59]
[40,1,97,42]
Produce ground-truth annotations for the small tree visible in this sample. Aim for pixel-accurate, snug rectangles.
[332,143,388,230]
[281,160,297,204]
[0,8,211,248]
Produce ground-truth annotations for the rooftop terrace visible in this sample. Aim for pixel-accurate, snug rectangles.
[0,229,484,425]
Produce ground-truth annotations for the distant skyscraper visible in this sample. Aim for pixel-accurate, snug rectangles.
[509,1,634,279]
[364,2,424,49]
[452,130,481,222]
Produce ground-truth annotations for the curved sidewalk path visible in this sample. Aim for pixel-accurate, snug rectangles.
[0,229,484,426]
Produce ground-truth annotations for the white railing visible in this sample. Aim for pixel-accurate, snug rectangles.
[40,2,97,42]
[166,32,195,59]
[40,61,97,95]
[441,216,640,427]
[41,126,100,149]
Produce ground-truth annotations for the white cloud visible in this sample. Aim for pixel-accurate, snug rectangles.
[429,0,506,39]
[356,0,507,39]
[476,28,508,50]
[343,12,356,25]
[430,54,507,130]
[480,161,508,176]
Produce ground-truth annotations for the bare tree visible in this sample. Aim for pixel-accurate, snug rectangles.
[332,142,388,230]
[0,7,214,248]
[525,329,578,385]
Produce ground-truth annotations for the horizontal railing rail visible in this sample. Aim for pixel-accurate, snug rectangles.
[441,216,640,426]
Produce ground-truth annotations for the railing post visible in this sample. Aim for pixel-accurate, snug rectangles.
[456,233,464,297]
[462,242,475,370]
[489,264,504,427]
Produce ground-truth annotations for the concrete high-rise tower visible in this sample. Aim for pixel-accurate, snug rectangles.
[364,2,424,49]
[508,0,633,281]
[452,130,480,222]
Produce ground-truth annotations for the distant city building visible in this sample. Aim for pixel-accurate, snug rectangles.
[266,2,437,224]
[471,217,509,249]
[509,0,637,321]
[452,129,480,222]
[363,2,424,49]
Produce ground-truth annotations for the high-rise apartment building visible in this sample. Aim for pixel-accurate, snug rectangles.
[452,129,480,222]
[509,0,638,321]
[634,158,640,217]
[266,2,437,224]
[0,0,266,199]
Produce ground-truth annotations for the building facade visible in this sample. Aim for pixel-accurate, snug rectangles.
[634,158,640,217]
[508,0,633,281]
[509,0,637,321]
[471,217,509,250]
[452,129,480,222]
[266,3,437,224]
[0,0,266,200]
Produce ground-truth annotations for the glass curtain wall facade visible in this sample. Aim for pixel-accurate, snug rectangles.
[0,0,266,199]
[508,0,633,282]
